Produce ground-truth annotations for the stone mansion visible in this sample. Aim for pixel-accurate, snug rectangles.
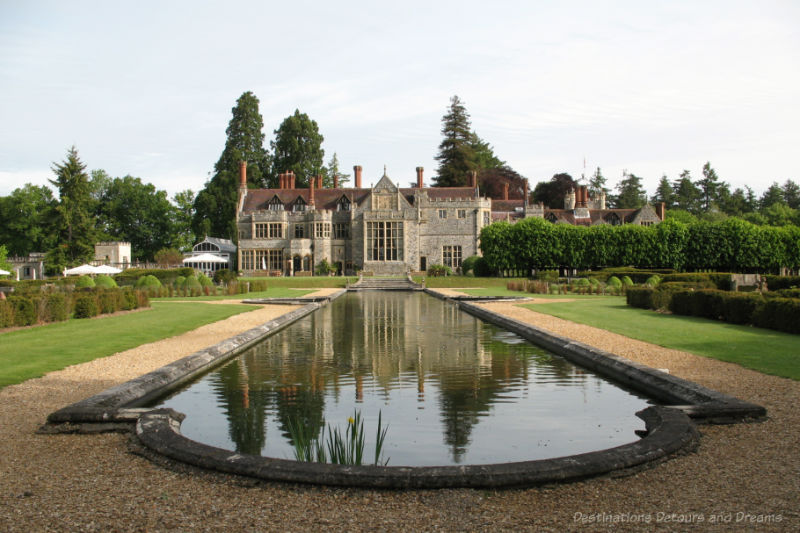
[235,162,664,276]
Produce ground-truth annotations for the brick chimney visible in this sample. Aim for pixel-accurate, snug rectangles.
[656,202,665,220]
[239,161,247,188]
[316,175,323,189]
[468,170,477,188]
[290,171,295,189]
[309,174,315,206]
[503,182,509,200]
[333,174,339,189]
[278,172,285,189]
[354,165,362,188]
[416,166,424,188]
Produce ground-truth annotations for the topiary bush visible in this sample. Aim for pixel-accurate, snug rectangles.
[645,275,662,287]
[0,299,13,328]
[720,292,765,325]
[8,296,36,326]
[74,275,96,288]
[626,287,654,309]
[173,276,186,289]
[94,274,118,288]
[197,273,214,288]
[753,298,800,334]
[136,275,163,293]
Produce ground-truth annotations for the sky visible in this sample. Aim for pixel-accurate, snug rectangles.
[1,0,799,200]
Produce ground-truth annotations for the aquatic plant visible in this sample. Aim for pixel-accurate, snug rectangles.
[287,410,389,466]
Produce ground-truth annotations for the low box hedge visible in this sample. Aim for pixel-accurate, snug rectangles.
[764,275,800,291]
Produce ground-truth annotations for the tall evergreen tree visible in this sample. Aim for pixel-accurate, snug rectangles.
[696,162,720,211]
[672,170,702,213]
[193,91,269,240]
[782,179,800,209]
[651,174,674,208]
[47,146,96,270]
[433,95,475,187]
[270,109,325,188]
[760,182,786,209]
[468,131,504,170]
[613,172,646,209]
[588,167,610,198]
[324,152,350,187]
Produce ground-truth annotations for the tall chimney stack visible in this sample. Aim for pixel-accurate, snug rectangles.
[290,171,295,189]
[354,165,362,188]
[416,166,424,188]
[333,174,339,189]
[503,183,509,200]
[279,172,285,189]
[316,175,323,189]
[309,174,315,206]
[239,161,247,188]
[467,170,477,188]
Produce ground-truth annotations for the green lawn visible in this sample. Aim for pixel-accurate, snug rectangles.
[517,296,800,380]
[153,287,314,301]
[417,276,528,288]
[0,301,257,389]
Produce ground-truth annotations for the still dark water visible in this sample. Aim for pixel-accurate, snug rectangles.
[152,292,651,466]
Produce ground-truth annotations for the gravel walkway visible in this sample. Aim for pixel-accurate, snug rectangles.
[1,292,798,532]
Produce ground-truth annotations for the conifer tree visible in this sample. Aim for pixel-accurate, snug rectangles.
[47,146,96,269]
[433,95,475,187]
[193,91,269,240]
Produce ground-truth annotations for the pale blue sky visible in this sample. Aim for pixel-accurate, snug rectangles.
[1,0,798,198]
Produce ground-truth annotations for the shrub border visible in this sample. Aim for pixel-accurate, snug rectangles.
[44,288,766,489]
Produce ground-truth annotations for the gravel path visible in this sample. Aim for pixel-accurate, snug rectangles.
[1,292,798,531]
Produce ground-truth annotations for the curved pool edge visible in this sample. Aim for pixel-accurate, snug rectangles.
[41,287,765,489]
[134,405,699,489]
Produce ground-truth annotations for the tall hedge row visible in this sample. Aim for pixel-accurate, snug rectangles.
[480,217,800,273]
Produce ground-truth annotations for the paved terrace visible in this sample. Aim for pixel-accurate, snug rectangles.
[0,288,797,531]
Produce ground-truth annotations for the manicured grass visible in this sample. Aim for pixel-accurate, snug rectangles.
[416,276,528,288]
[240,276,356,288]
[520,297,800,380]
[459,288,602,298]
[153,287,314,301]
[0,301,257,389]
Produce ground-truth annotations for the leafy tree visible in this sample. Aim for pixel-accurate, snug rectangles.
[613,173,646,209]
[477,166,527,200]
[781,179,800,209]
[665,209,699,225]
[651,175,674,208]
[0,244,12,273]
[0,183,56,256]
[154,247,184,267]
[762,204,798,226]
[48,146,97,268]
[433,95,475,187]
[324,152,350,188]
[193,91,269,240]
[672,170,702,213]
[696,162,720,211]
[95,176,178,261]
[270,109,325,188]
[532,173,577,208]
[759,182,786,209]
[172,189,195,250]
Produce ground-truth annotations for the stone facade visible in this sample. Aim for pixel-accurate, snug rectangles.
[235,164,664,276]
[94,242,131,268]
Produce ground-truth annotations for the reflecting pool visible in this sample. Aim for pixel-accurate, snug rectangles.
[152,292,652,466]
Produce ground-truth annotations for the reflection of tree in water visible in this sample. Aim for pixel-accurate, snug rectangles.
[208,292,595,461]
[274,386,326,444]
[210,354,273,455]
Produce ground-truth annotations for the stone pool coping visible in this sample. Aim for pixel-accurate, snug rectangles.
[43,288,763,489]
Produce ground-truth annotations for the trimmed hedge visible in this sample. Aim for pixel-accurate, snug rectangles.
[115,267,194,286]
[628,287,799,335]
[0,287,149,328]
[764,275,800,290]
[661,273,735,290]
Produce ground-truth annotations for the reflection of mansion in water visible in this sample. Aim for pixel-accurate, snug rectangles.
[235,162,664,276]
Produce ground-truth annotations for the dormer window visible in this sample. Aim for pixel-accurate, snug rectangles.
[605,213,621,226]
[267,196,284,211]
[546,213,558,223]
[337,195,351,212]
[292,196,307,212]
